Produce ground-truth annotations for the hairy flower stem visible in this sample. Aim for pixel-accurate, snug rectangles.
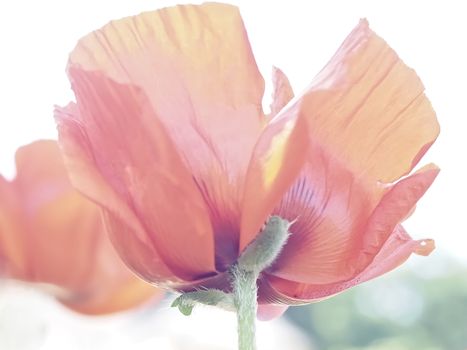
[232,216,292,350]
[171,217,291,350]
[233,266,259,350]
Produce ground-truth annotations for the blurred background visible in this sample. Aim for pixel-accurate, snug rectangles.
[0,0,466,349]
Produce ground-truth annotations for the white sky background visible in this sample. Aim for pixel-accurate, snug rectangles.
[0,0,465,265]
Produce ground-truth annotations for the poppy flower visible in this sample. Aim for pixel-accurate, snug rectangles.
[0,140,161,314]
[55,3,439,315]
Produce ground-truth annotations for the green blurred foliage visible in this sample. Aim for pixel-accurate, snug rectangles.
[286,257,467,350]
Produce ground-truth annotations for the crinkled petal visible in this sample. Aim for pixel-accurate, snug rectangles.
[297,19,439,184]
[241,19,438,252]
[259,225,433,304]
[68,3,266,262]
[243,19,439,280]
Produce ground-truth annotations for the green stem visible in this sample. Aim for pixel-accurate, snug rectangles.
[172,216,291,350]
[232,266,259,350]
[232,216,292,350]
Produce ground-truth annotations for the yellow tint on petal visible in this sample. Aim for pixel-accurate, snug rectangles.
[241,105,309,251]
[240,68,307,251]
[262,119,295,190]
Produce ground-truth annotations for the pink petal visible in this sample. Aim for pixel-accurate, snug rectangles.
[267,140,378,284]
[67,3,266,262]
[296,19,439,184]
[259,225,434,304]
[55,101,190,282]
